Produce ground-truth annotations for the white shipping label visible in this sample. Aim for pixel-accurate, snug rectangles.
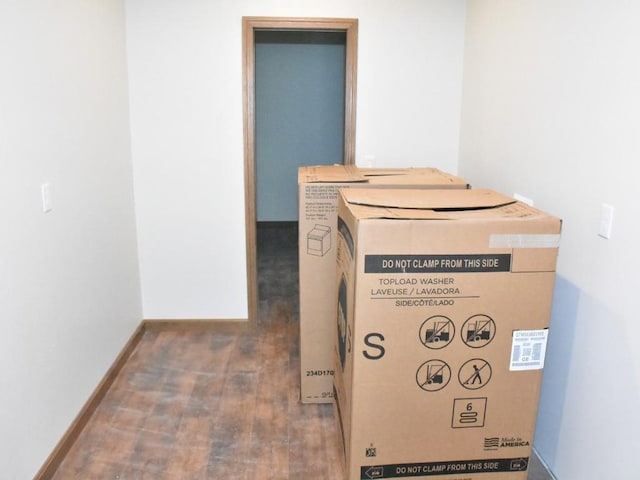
[510,329,549,371]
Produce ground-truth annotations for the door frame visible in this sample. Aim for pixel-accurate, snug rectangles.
[242,16,358,322]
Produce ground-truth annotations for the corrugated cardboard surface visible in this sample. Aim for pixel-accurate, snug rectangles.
[333,188,561,480]
[298,166,469,403]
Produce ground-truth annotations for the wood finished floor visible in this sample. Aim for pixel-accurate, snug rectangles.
[52,223,553,479]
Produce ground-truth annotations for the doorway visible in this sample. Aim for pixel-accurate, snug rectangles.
[242,17,358,322]
[255,30,346,222]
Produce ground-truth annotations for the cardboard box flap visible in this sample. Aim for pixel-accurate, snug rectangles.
[298,165,469,187]
[359,167,436,177]
[348,203,452,220]
[298,165,368,183]
[363,168,469,188]
[341,188,516,214]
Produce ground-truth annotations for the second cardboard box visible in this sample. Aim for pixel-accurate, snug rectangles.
[298,165,469,403]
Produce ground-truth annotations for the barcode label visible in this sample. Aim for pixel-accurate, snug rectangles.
[510,329,548,371]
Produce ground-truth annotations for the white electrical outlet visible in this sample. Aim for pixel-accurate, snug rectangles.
[41,182,52,213]
[599,203,614,239]
[362,154,375,168]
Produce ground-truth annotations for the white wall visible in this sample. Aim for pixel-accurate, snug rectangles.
[0,1,142,478]
[459,1,640,478]
[125,0,467,319]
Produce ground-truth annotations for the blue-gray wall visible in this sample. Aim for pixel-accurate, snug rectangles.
[255,31,346,222]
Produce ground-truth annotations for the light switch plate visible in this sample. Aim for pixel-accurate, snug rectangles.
[41,182,52,213]
[599,203,614,239]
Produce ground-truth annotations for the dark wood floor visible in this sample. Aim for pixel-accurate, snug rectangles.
[51,223,553,479]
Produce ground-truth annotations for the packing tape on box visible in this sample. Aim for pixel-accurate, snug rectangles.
[490,234,561,249]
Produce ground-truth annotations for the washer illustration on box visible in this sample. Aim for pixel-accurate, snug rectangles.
[307,224,331,256]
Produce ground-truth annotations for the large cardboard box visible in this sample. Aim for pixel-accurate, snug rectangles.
[299,166,469,403]
[333,188,561,480]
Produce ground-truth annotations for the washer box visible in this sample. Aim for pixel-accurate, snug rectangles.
[333,188,561,480]
[298,166,469,403]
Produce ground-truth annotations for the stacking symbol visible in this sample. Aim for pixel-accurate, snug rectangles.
[452,397,487,428]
